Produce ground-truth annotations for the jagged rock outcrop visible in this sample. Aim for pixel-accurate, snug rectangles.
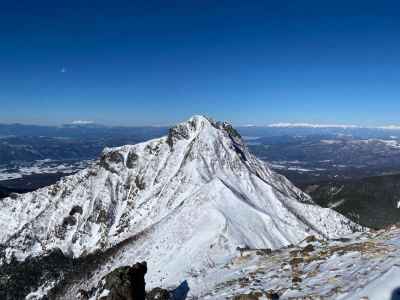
[83,262,181,300]
[92,262,147,300]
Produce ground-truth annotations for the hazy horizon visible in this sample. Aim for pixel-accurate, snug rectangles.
[2,117,400,129]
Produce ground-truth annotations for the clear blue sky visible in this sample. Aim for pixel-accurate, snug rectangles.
[0,1,399,126]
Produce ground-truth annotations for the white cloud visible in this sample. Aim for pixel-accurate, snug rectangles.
[71,120,94,125]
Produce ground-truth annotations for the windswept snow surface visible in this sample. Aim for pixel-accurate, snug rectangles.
[0,116,357,297]
[195,226,400,300]
[345,265,400,300]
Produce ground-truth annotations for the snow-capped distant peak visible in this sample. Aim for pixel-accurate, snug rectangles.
[268,122,361,129]
[267,122,400,130]
[377,125,400,130]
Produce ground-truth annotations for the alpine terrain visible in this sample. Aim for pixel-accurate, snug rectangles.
[0,116,358,299]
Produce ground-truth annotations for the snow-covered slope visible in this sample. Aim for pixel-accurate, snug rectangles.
[0,116,358,296]
[191,225,400,300]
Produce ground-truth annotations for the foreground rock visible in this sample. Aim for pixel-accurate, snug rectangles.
[145,287,171,300]
[92,262,147,300]
[80,262,188,300]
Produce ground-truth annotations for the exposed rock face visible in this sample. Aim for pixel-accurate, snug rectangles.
[95,262,147,300]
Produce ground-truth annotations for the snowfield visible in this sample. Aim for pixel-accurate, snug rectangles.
[197,226,400,300]
[0,116,360,299]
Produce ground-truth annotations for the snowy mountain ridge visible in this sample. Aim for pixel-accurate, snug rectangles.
[0,115,358,298]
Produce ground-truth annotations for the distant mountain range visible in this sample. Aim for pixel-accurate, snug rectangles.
[0,123,168,139]
[2,121,400,138]
[237,125,400,140]
[1,122,399,167]
[266,122,400,130]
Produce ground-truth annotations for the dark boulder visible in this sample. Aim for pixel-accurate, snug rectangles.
[96,262,147,300]
[146,287,171,300]
[69,205,83,216]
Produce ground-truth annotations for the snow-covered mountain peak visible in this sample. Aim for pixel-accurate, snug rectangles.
[0,116,360,297]
[165,115,240,148]
[99,115,252,187]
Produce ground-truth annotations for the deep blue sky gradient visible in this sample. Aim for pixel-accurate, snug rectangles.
[1,1,400,125]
